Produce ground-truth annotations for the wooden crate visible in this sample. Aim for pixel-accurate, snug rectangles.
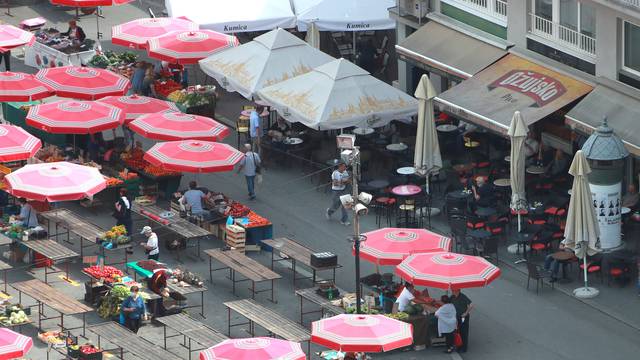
[225,224,246,253]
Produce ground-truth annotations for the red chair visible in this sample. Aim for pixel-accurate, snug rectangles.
[527,213,548,226]
[607,260,631,286]
[466,216,485,230]
[578,257,603,283]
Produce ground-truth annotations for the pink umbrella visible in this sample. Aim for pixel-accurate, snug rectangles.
[311,314,413,353]
[0,328,33,360]
[35,66,131,100]
[97,94,180,122]
[0,125,42,162]
[26,100,124,134]
[200,337,305,360]
[355,228,452,266]
[112,17,199,49]
[0,72,53,102]
[144,140,243,173]
[5,162,106,202]
[50,0,133,6]
[0,24,35,52]
[147,30,239,65]
[395,252,501,290]
[128,111,229,141]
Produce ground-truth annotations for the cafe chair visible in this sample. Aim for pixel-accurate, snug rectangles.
[544,206,567,224]
[526,261,554,294]
[528,231,553,256]
[373,196,396,227]
[527,213,548,226]
[607,260,631,287]
[578,255,603,284]
[448,214,471,253]
[466,215,486,231]
[485,221,506,242]
[476,236,499,263]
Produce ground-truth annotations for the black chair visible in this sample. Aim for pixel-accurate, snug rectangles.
[477,236,499,263]
[526,262,554,294]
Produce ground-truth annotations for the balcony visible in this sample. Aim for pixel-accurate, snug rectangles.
[529,13,596,57]
[442,0,508,23]
[619,0,640,7]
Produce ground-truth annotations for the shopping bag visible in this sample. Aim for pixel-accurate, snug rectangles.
[453,331,463,348]
[119,312,126,326]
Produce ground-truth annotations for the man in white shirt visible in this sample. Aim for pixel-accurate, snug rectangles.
[249,106,264,150]
[396,283,416,312]
[140,226,159,261]
[326,162,351,226]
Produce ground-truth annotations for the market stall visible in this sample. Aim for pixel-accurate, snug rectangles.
[1,102,66,147]
[203,194,272,246]
[24,28,95,69]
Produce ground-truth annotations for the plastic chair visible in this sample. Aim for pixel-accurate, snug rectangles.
[526,262,554,294]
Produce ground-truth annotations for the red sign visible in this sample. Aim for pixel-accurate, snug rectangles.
[488,70,567,107]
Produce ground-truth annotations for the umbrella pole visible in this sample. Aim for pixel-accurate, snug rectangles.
[517,213,522,232]
[574,243,599,299]
[582,254,589,289]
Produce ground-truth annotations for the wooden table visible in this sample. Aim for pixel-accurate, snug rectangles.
[224,298,310,352]
[40,208,132,266]
[155,313,227,360]
[165,281,208,318]
[295,287,346,325]
[205,248,281,302]
[11,279,92,335]
[20,239,78,284]
[88,322,181,360]
[0,259,12,295]
[262,238,341,286]
[526,166,545,175]
[493,178,510,187]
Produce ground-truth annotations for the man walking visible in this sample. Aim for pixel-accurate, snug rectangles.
[237,144,261,200]
[326,162,351,226]
[140,226,159,261]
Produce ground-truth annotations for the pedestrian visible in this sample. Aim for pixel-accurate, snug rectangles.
[121,285,147,333]
[451,289,474,353]
[236,143,261,200]
[15,198,38,228]
[114,188,132,236]
[435,295,457,354]
[249,106,264,150]
[0,50,11,71]
[140,226,159,261]
[326,162,351,226]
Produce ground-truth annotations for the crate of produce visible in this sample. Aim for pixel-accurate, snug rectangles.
[225,224,246,252]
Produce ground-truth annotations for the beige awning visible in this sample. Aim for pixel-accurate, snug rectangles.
[396,21,507,80]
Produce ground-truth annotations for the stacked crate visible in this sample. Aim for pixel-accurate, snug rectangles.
[225,224,246,254]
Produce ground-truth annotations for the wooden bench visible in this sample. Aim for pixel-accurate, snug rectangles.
[155,313,227,360]
[263,238,341,286]
[88,322,181,360]
[205,248,281,302]
[20,239,78,284]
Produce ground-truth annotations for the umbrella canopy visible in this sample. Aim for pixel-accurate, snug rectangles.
[97,95,180,122]
[26,100,124,134]
[5,162,106,202]
[356,228,451,266]
[413,74,442,177]
[128,111,229,141]
[148,30,239,65]
[199,28,334,100]
[293,0,396,32]
[200,337,305,360]
[563,150,600,258]
[311,314,413,352]
[144,140,243,173]
[0,125,42,162]
[0,24,35,51]
[257,58,418,130]
[50,0,133,6]
[112,17,199,49]
[0,328,33,360]
[396,252,501,290]
[35,66,131,100]
[0,71,53,102]
[508,111,528,222]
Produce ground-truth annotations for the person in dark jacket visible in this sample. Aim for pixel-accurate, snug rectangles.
[121,286,147,333]
[62,20,86,44]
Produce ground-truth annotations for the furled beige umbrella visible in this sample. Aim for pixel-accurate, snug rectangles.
[564,150,601,298]
[413,74,442,194]
[508,111,528,232]
[305,21,320,49]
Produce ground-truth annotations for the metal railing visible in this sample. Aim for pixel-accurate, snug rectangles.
[619,0,640,8]
[446,0,508,21]
[529,13,596,56]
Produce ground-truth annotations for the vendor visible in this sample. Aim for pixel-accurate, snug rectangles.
[181,181,210,219]
[16,198,38,228]
[394,282,434,314]
[62,20,86,44]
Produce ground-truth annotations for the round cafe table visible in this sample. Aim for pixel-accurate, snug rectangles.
[386,143,408,152]
[396,166,416,176]
[353,127,375,136]
[283,137,303,146]
[367,179,389,191]
[493,178,510,187]
[391,185,422,197]
[526,166,545,175]
[436,124,457,133]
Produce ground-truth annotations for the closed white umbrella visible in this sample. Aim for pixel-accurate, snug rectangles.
[563,150,601,298]
[413,74,441,194]
[508,111,528,232]
[305,22,320,49]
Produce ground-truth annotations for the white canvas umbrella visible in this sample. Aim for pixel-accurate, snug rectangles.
[293,0,396,32]
[305,21,320,49]
[508,111,528,232]
[199,28,334,100]
[413,74,442,194]
[256,58,418,130]
[563,150,601,298]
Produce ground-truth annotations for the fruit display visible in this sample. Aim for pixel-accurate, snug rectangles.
[385,312,409,320]
[0,223,25,240]
[38,331,65,348]
[83,265,123,281]
[79,344,102,356]
[101,225,129,245]
[134,195,155,206]
[105,177,123,187]
[153,79,182,98]
[0,306,29,326]
[245,211,271,228]
[226,202,250,218]
[36,144,64,163]
[118,171,138,180]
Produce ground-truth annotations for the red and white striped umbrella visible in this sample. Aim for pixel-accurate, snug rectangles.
[355,228,452,266]
[35,66,131,100]
[4,162,106,202]
[147,30,239,64]
[311,314,413,353]
[0,71,53,102]
[112,17,198,49]
[26,100,124,134]
[395,252,501,290]
[97,94,180,122]
[200,338,305,360]
[0,125,42,162]
[128,112,229,141]
[0,328,33,359]
[50,0,133,6]
[144,140,243,173]
[0,24,35,52]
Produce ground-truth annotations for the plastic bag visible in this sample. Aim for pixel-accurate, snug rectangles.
[226,216,234,226]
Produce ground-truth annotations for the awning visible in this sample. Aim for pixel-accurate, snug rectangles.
[566,82,640,156]
[395,20,507,80]
[293,0,396,32]
[435,54,593,134]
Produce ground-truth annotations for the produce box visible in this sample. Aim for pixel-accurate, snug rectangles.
[78,345,103,360]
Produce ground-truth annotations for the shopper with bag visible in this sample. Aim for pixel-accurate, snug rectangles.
[451,289,473,353]
[114,188,132,236]
[140,226,159,260]
[237,143,261,200]
[435,295,457,354]
[121,285,147,333]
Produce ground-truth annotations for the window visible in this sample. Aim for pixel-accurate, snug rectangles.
[533,0,596,36]
[624,21,640,74]
[535,0,553,21]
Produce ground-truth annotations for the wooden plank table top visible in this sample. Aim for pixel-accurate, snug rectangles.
[20,239,78,261]
[205,248,281,282]
[132,203,211,239]
[0,233,13,246]
[165,281,207,296]
[263,238,340,270]
[0,259,12,271]
[12,279,92,315]
[88,322,181,360]
[224,299,310,343]
[295,287,346,315]
[41,208,106,241]
[156,313,227,347]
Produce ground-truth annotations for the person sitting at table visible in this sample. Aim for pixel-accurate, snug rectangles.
[524,132,541,165]
[543,241,573,282]
[472,177,495,208]
[622,184,640,210]
[267,117,291,149]
[15,198,38,228]
[180,181,210,219]
[545,149,569,178]
[61,20,86,45]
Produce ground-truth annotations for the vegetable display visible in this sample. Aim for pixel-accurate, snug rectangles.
[245,211,271,228]
[154,79,182,98]
[97,284,128,318]
[226,202,250,218]
[83,265,123,281]
[102,225,129,245]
